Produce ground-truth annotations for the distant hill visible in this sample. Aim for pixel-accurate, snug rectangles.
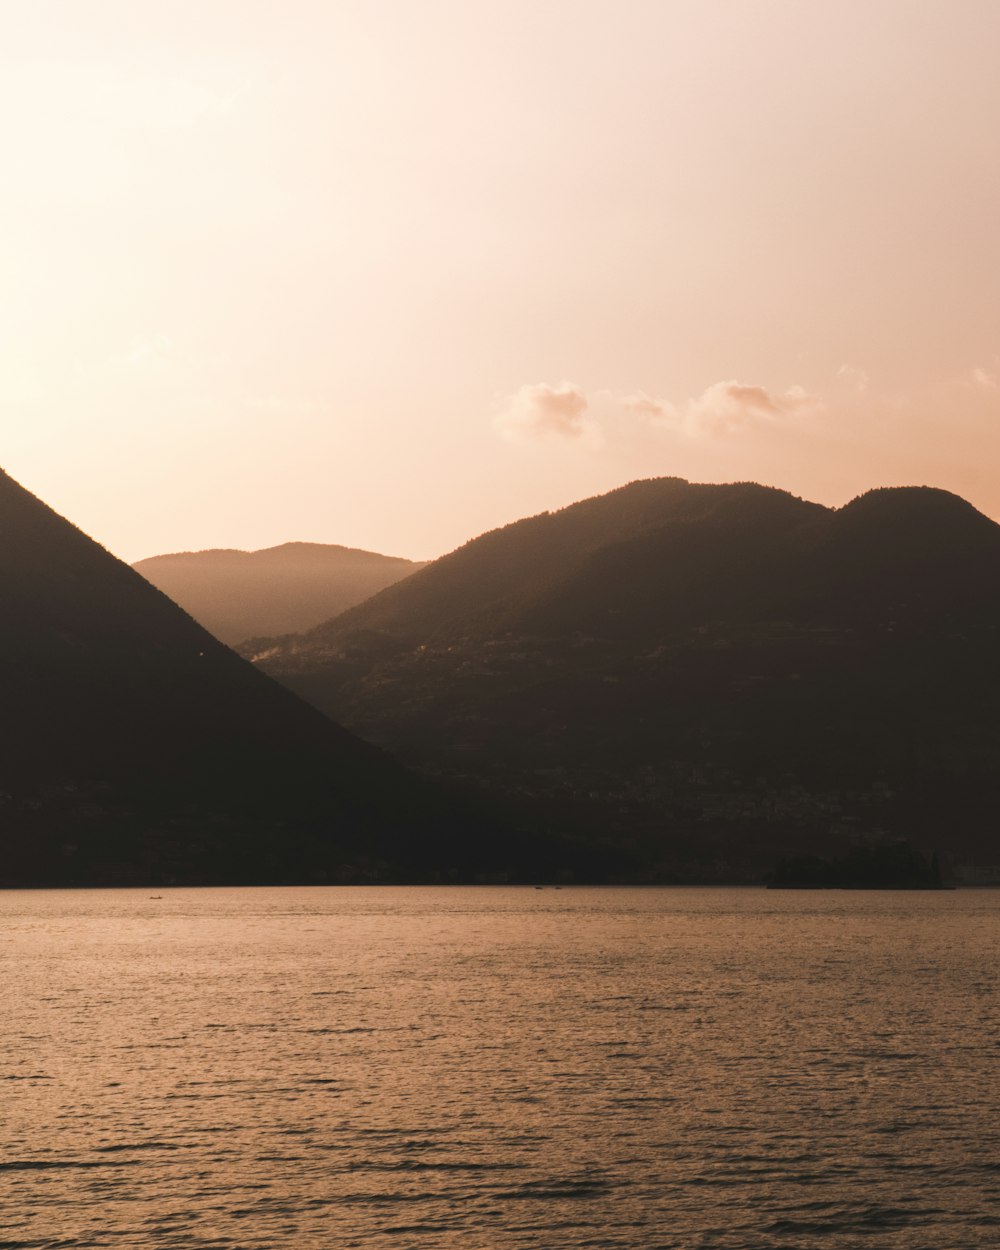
[0,469,493,887]
[133,543,425,644]
[247,478,1000,881]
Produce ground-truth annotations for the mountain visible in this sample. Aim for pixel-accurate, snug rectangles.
[133,543,425,645]
[0,469,491,887]
[246,478,1000,881]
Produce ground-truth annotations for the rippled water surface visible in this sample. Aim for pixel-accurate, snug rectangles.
[2,886,999,1248]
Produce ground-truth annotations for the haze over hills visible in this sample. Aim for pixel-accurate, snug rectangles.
[133,543,425,645]
[0,468,494,887]
[247,477,1000,880]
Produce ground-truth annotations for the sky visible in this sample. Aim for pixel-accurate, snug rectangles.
[2,0,998,562]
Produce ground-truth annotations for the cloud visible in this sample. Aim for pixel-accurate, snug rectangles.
[619,391,675,423]
[684,380,820,434]
[837,363,869,392]
[972,366,998,390]
[494,382,602,446]
[495,378,820,447]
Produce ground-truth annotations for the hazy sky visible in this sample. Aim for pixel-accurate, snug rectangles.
[3,0,998,561]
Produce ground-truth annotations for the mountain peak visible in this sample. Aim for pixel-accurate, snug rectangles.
[248,475,1000,880]
[133,542,425,644]
[839,484,991,521]
[0,469,447,885]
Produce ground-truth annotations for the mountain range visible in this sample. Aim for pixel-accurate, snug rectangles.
[7,467,999,887]
[0,469,491,887]
[245,478,1000,880]
[133,543,424,644]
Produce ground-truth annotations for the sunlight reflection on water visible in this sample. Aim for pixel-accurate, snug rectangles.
[2,886,998,1248]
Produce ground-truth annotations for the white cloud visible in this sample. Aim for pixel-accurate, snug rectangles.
[684,380,820,434]
[972,366,998,390]
[837,363,869,392]
[494,382,603,446]
[495,378,820,447]
[619,391,675,423]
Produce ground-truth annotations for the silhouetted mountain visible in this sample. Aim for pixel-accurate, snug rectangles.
[247,478,1000,881]
[0,469,507,887]
[133,543,424,645]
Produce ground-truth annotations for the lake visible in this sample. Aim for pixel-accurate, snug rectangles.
[2,886,998,1248]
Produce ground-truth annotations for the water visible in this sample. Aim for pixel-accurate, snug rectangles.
[2,886,998,1249]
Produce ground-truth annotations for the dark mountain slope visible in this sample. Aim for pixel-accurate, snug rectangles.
[133,542,424,644]
[0,469,482,887]
[527,485,1000,637]
[249,479,1000,880]
[248,479,826,654]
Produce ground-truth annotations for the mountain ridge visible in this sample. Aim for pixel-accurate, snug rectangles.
[249,479,822,649]
[246,477,1000,880]
[250,478,998,658]
[0,468,475,886]
[134,541,426,645]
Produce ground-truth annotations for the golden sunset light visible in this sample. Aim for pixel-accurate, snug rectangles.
[2,0,997,563]
[3,5,1000,1249]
